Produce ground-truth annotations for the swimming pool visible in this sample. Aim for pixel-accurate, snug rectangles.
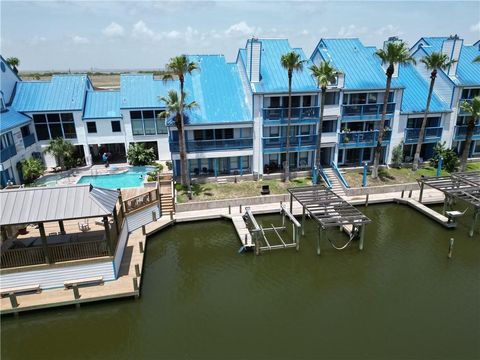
[33,173,67,186]
[77,166,154,189]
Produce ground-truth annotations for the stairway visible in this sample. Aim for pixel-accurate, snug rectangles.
[158,176,175,215]
[322,168,346,197]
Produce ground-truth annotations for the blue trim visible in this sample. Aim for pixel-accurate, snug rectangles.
[331,161,350,188]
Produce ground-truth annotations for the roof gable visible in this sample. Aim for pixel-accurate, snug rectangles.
[83,90,121,119]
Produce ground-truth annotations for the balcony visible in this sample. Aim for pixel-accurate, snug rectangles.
[262,106,319,124]
[453,125,480,141]
[262,134,317,153]
[404,127,443,145]
[22,133,36,148]
[338,130,392,149]
[170,138,253,153]
[341,103,395,122]
[0,144,17,163]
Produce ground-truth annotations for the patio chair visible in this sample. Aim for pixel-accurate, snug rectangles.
[78,219,90,232]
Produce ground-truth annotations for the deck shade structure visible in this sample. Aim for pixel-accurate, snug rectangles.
[0,185,121,267]
[288,185,371,255]
[417,171,480,237]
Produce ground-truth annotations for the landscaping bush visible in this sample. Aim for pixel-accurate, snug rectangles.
[166,161,173,171]
[126,143,156,166]
[21,158,45,184]
[430,142,459,173]
[391,141,404,168]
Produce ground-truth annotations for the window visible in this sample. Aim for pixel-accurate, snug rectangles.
[130,111,142,119]
[269,97,280,108]
[32,112,76,140]
[324,92,339,105]
[300,125,310,135]
[194,130,203,140]
[132,119,144,135]
[21,125,30,137]
[242,156,250,169]
[155,111,167,134]
[299,152,309,167]
[0,95,4,111]
[350,93,367,105]
[367,93,378,104]
[86,122,97,133]
[269,126,280,137]
[241,128,252,138]
[224,128,234,139]
[144,119,156,135]
[302,96,312,107]
[0,132,13,150]
[111,121,121,132]
[322,119,337,133]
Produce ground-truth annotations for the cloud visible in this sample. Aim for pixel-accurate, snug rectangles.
[225,21,259,37]
[376,24,403,37]
[470,21,480,33]
[103,22,125,37]
[72,35,89,44]
[31,35,47,45]
[338,24,367,37]
[132,20,159,41]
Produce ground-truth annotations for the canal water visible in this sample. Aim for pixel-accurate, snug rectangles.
[2,204,479,359]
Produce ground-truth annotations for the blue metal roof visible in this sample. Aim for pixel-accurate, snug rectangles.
[417,37,480,86]
[239,39,318,93]
[12,75,89,112]
[313,38,402,90]
[120,74,176,109]
[0,107,31,134]
[165,55,251,126]
[397,64,450,114]
[83,90,121,119]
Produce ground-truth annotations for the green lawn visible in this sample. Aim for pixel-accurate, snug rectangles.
[344,162,480,188]
[176,177,311,203]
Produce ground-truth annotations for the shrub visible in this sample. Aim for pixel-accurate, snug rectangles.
[391,141,404,168]
[166,161,173,170]
[126,143,156,166]
[21,158,45,184]
[430,142,459,173]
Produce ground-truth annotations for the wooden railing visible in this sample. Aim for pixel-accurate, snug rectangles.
[49,239,109,263]
[1,247,46,268]
[123,188,159,214]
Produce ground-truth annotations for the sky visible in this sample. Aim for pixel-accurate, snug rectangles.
[1,0,479,71]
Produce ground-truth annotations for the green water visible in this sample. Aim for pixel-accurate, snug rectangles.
[2,204,479,359]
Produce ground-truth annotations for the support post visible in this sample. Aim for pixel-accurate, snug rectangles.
[401,190,405,198]
[239,205,242,213]
[316,225,322,256]
[103,216,112,255]
[469,209,479,238]
[170,211,173,220]
[408,189,413,198]
[38,223,50,264]
[133,277,139,292]
[290,193,293,214]
[139,241,144,254]
[302,206,305,236]
[359,225,365,251]
[72,286,80,300]
[443,195,449,215]
[295,225,300,251]
[419,183,424,203]
[58,220,66,234]
[135,263,141,277]
[9,293,18,308]
[447,238,454,259]
[113,209,120,235]
[365,193,369,207]
[228,205,231,215]
[142,225,146,235]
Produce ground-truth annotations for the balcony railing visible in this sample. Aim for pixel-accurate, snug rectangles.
[404,127,443,144]
[341,103,395,121]
[0,144,16,163]
[262,106,319,122]
[338,130,392,148]
[22,133,36,148]
[453,125,480,141]
[170,138,253,153]
[262,134,317,151]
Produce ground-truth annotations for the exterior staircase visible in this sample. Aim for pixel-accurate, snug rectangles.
[322,168,346,197]
[158,175,175,215]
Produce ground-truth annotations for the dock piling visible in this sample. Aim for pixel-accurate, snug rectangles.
[142,225,146,235]
[359,225,365,251]
[228,205,231,215]
[469,210,478,237]
[135,264,141,277]
[139,241,144,254]
[365,194,369,207]
[72,286,80,300]
[447,238,454,259]
[9,293,18,308]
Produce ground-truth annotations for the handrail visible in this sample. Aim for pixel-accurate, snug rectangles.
[331,161,350,188]
[318,165,333,188]
[123,188,159,214]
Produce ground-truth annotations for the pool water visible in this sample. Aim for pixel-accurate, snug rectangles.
[33,173,65,186]
[77,166,154,189]
[2,204,479,359]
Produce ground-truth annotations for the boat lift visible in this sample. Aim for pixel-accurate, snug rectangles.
[242,205,301,255]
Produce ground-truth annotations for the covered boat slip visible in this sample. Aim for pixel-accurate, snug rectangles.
[288,185,371,255]
[418,171,480,237]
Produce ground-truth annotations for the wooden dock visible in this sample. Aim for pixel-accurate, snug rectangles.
[231,215,254,247]
[395,198,456,228]
[1,226,147,315]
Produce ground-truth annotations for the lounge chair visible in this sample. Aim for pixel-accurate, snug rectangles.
[78,219,90,232]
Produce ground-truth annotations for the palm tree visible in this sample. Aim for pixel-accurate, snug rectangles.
[159,90,198,188]
[20,158,45,184]
[473,55,480,63]
[412,52,456,171]
[372,41,416,179]
[280,51,305,182]
[459,97,480,171]
[6,57,19,73]
[45,138,75,169]
[309,61,339,181]
[162,55,199,190]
